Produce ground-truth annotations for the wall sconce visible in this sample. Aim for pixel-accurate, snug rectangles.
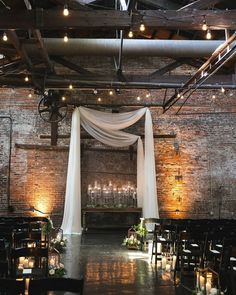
[175,209,180,215]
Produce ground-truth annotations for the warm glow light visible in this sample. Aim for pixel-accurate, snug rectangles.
[28,93,32,98]
[109,90,113,95]
[146,92,150,98]
[177,93,181,98]
[63,34,68,42]
[62,96,66,101]
[137,96,141,101]
[206,29,212,40]
[128,30,133,38]
[212,95,216,99]
[2,32,7,41]
[97,97,102,102]
[63,5,69,16]
[221,87,225,93]
[139,23,145,32]
[202,22,208,31]
[24,76,29,82]
[69,83,73,90]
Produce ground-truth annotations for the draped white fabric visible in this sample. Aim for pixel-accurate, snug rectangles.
[61,107,159,234]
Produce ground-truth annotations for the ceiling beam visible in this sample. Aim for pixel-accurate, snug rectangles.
[1,9,236,30]
[51,56,96,76]
[0,73,234,89]
[150,60,184,77]
[178,0,224,11]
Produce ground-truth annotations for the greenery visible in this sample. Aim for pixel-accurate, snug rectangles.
[133,222,148,238]
[50,237,67,253]
[49,263,66,278]
[42,217,54,235]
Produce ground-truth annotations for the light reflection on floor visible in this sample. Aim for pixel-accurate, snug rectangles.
[61,232,192,295]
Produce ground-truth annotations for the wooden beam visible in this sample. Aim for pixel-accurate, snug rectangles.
[150,60,184,77]
[1,9,236,30]
[51,56,95,76]
[178,0,224,11]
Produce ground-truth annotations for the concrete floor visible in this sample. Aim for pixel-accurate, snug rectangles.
[61,230,192,295]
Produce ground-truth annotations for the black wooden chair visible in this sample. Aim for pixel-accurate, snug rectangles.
[28,277,84,294]
[0,278,25,294]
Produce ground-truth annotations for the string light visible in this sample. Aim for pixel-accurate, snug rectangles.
[28,92,32,98]
[62,96,66,101]
[69,83,73,90]
[139,23,145,32]
[2,32,7,42]
[221,87,225,93]
[206,29,212,40]
[128,30,133,38]
[97,97,102,102]
[109,90,113,96]
[137,96,141,101]
[180,95,184,99]
[212,95,216,99]
[63,33,69,43]
[177,93,181,98]
[24,76,29,82]
[202,18,208,31]
[146,92,150,98]
[63,4,69,16]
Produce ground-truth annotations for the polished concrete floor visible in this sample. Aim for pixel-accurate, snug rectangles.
[62,230,192,295]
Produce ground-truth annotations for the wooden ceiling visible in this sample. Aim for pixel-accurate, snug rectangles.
[0,0,236,94]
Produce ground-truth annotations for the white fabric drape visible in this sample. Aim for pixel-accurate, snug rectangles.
[61,107,159,234]
[61,108,82,234]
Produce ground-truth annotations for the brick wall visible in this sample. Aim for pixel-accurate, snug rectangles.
[0,86,236,226]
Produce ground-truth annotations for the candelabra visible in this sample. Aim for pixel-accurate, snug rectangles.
[87,181,137,208]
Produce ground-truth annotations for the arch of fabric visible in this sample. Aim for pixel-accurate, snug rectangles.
[61,107,159,234]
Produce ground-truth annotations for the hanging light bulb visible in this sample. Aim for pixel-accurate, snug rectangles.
[206,29,212,40]
[137,96,141,101]
[139,23,145,32]
[221,87,225,93]
[63,4,69,16]
[177,93,181,98]
[109,90,113,96]
[128,30,133,38]
[202,19,208,31]
[69,83,73,90]
[62,96,66,101]
[28,92,32,98]
[146,92,150,98]
[2,32,8,42]
[97,97,102,102]
[24,76,29,82]
[63,33,69,42]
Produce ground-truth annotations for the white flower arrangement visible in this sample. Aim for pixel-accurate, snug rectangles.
[50,237,67,253]
[49,263,66,278]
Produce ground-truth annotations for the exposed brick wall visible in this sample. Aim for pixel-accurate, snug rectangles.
[0,85,236,226]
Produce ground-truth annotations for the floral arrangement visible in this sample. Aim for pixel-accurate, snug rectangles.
[122,235,141,249]
[50,237,67,253]
[133,219,148,238]
[49,263,66,278]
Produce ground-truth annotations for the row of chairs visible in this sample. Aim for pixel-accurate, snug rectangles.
[0,277,84,294]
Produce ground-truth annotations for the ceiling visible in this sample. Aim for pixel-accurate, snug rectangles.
[0,0,236,101]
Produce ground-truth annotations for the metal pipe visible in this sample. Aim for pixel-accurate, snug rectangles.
[24,39,228,57]
[0,116,12,209]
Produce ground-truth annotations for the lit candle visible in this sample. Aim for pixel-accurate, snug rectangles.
[206,281,211,295]
[49,257,56,267]
[28,260,34,268]
[19,257,25,264]
[166,264,171,272]
[172,255,177,270]
[23,258,29,268]
[161,256,167,269]
[200,275,205,290]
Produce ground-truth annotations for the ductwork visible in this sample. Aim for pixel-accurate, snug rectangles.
[24,38,226,58]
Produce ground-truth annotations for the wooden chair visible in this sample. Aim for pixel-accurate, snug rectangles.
[28,278,84,294]
[0,278,25,294]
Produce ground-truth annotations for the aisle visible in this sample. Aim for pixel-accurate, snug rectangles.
[62,231,191,295]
